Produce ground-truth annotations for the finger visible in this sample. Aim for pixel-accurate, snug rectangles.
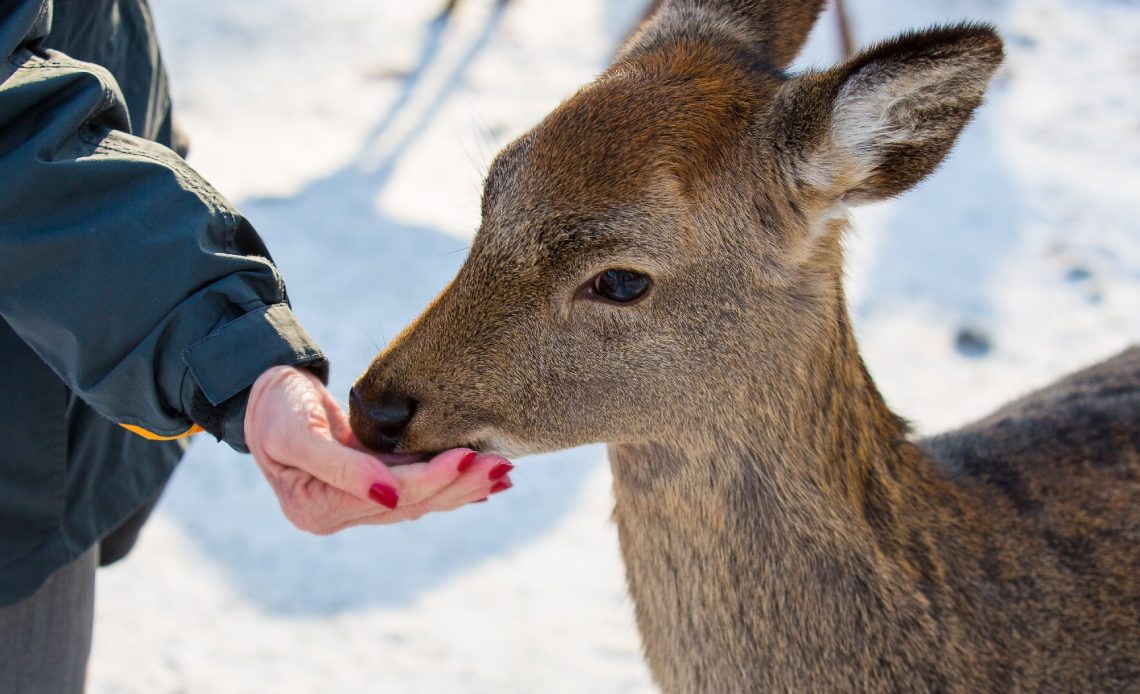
[291,448,491,530]
[286,448,506,532]
[339,479,508,529]
[265,459,397,532]
[323,390,356,447]
[288,436,403,509]
[386,450,512,506]
[282,448,516,533]
[341,430,370,453]
[387,455,513,518]
[331,453,513,528]
[380,448,475,504]
[421,473,511,512]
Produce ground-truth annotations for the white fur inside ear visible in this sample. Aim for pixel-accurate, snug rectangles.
[831,70,924,181]
[817,57,990,201]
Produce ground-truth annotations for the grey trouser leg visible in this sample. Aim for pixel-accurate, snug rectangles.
[0,546,98,694]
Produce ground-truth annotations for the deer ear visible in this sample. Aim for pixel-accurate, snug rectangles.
[776,24,1004,205]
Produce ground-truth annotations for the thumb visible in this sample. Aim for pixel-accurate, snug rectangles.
[322,388,356,447]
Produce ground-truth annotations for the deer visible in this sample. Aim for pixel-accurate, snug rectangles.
[348,1,1140,690]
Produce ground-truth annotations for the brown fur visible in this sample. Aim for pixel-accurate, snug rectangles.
[352,2,1140,691]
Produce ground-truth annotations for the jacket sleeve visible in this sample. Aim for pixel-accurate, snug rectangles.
[0,0,327,452]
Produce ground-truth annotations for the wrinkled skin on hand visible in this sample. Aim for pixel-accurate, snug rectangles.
[245,366,513,535]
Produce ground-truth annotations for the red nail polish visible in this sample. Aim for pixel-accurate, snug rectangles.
[488,462,514,480]
[369,483,399,509]
[490,479,512,494]
[457,450,478,474]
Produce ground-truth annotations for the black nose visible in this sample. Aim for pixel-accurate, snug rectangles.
[349,387,416,452]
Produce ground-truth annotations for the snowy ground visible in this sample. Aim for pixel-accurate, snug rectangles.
[89,0,1139,692]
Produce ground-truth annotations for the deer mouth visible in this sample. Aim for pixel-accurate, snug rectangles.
[372,444,487,466]
[373,451,434,466]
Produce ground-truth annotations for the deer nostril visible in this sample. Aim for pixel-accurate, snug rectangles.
[369,395,415,433]
[350,386,416,444]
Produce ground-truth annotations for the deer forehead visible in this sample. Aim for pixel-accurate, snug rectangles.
[467,204,690,287]
[473,66,774,272]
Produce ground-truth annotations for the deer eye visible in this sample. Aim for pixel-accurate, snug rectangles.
[591,269,652,304]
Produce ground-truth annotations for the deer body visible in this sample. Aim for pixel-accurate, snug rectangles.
[351,1,1140,690]
[608,288,1140,691]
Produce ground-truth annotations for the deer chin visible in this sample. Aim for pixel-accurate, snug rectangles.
[456,429,541,459]
[394,425,535,460]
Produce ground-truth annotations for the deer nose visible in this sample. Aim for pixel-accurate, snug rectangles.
[349,387,416,452]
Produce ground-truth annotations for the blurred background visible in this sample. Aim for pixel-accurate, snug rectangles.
[89,0,1140,692]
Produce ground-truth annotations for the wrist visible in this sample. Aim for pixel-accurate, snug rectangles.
[188,386,252,454]
[180,303,329,452]
[244,365,330,451]
[245,365,294,439]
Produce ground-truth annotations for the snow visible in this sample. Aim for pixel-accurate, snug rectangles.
[89,0,1139,691]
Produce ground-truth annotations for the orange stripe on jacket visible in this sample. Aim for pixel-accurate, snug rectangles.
[119,423,204,441]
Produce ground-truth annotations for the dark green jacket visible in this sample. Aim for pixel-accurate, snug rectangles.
[0,0,327,605]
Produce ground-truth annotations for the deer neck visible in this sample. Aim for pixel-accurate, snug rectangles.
[607,293,950,690]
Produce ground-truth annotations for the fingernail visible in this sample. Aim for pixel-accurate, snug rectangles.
[369,483,399,509]
[473,498,489,504]
[488,462,514,481]
[490,479,512,494]
[457,450,478,474]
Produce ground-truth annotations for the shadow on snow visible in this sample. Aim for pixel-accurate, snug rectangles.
[159,4,606,616]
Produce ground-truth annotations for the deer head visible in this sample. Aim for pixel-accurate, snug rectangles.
[349,1,1004,461]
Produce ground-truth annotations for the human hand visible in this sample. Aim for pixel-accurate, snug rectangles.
[244,366,513,534]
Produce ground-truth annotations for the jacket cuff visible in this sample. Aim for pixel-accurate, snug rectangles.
[182,304,328,452]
